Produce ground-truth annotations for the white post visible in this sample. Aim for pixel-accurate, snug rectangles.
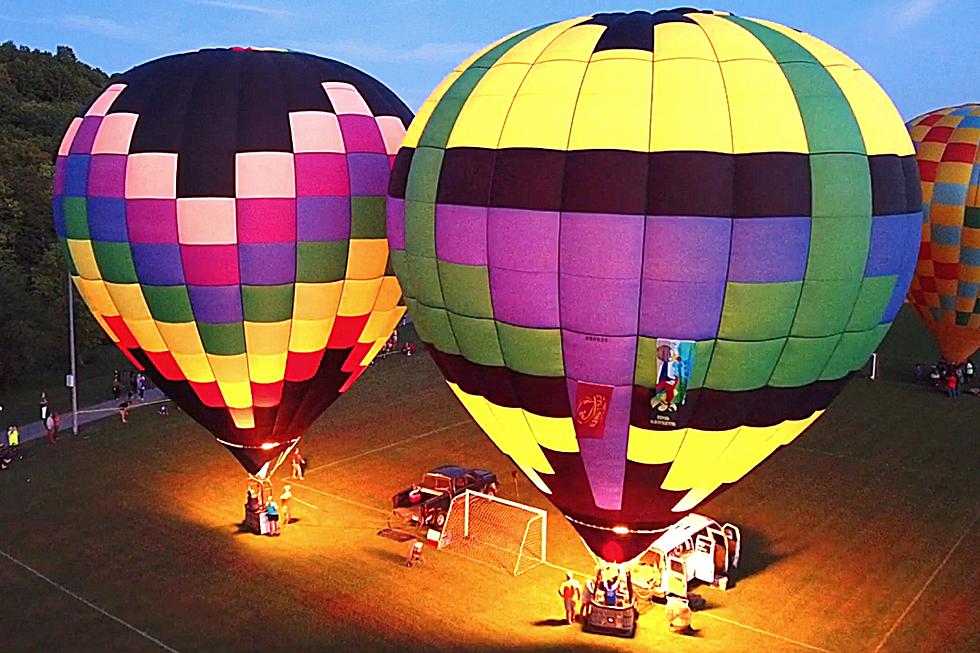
[540,514,547,562]
[68,274,79,436]
[870,352,878,381]
[463,490,470,538]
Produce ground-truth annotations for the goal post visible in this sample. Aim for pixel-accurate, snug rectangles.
[439,490,547,576]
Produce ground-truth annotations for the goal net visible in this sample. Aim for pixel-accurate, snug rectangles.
[439,490,547,576]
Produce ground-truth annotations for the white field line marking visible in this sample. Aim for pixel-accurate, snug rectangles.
[790,446,965,481]
[292,482,388,515]
[0,548,180,653]
[304,419,470,475]
[872,511,980,652]
[699,612,834,653]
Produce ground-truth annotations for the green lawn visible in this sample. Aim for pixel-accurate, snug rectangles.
[0,307,977,653]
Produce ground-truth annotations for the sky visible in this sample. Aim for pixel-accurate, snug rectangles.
[0,0,976,119]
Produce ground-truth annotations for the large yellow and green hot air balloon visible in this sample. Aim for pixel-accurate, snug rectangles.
[387,8,921,562]
[907,104,980,363]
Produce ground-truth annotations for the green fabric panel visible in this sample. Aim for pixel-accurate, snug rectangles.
[718,281,801,341]
[688,340,716,390]
[496,323,564,377]
[350,197,387,239]
[820,323,889,380]
[956,311,971,325]
[810,154,871,219]
[804,216,871,281]
[405,254,444,308]
[635,337,714,390]
[91,241,138,283]
[142,284,194,323]
[296,241,347,283]
[197,322,246,356]
[438,261,493,319]
[447,313,505,367]
[769,335,840,388]
[404,199,436,257]
[404,147,444,205]
[389,249,407,287]
[791,278,862,337]
[60,239,78,276]
[411,302,459,354]
[242,284,294,323]
[62,197,89,239]
[846,276,897,331]
[964,206,980,229]
[704,338,785,391]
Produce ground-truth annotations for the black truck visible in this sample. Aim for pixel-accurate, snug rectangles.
[392,465,497,529]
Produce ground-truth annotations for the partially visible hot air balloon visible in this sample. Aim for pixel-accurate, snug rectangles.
[53,48,411,477]
[907,104,980,363]
[387,9,921,562]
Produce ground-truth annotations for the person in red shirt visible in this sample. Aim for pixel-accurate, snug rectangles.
[946,374,958,398]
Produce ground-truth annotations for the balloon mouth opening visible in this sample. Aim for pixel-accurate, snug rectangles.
[564,513,678,564]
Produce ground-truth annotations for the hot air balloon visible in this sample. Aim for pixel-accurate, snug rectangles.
[387,8,921,562]
[53,48,411,477]
[907,104,980,363]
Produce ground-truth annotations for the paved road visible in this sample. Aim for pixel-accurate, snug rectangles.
[14,388,167,443]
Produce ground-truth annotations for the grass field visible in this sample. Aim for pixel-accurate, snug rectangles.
[1,307,978,653]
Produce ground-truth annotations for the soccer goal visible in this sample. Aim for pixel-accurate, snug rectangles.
[438,490,547,576]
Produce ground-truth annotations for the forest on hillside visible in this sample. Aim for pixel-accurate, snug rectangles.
[0,42,109,388]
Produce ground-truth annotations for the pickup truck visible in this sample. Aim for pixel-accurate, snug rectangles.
[392,465,497,529]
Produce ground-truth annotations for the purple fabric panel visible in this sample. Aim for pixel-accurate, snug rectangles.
[559,274,641,336]
[131,243,185,285]
[347,152,391,196]
[187,285,243,324]
[640,279,726,340]
[65,155,90,196]
[53,197,66,237]
[126,199,178,243]
[239,243,297,285]
[87,197,128,242]
[728,217,810,283]
[69,116,101,154]
[435,203,488,265]
[387,197,406,250]
[866,212,922,276]
[561,331,637,386]
[643,216,731,282]
[487,207,559,272]
[87,155,127,198]
[559,212,644,279]
[297,196,350,242]
[53,157,67,195]
[488,268,559,328]
[572,382,632,511]
[338,115,386,153]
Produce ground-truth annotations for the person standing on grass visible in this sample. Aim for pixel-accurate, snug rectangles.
[558,572,582,624]
[266,498,280,536]
[39,392,49,421]
[7,425,18,449]
[946,373,958,398]
[581,577,594,621]
[137,374,146,401]
[280,484,293,527]
[118,400,130,423]
[291,447,305,480]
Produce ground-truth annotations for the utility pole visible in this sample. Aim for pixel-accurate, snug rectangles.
[68,274,78,436]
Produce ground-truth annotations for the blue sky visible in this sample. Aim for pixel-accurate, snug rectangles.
[1,0,975,119]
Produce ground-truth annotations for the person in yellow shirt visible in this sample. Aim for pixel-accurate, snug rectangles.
[558,572,582,624]
[279,484,293,527]
[7,425,19,448]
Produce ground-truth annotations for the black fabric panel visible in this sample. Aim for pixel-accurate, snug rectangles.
[563,149,648,215]
[388,147,414,199]
[437,147,496,206]
[901,155,924,214]
[488,148,566,211]
[869,154,908,216]
[735,152,811,217]
[648,151,736,216]
[592,11,656,53]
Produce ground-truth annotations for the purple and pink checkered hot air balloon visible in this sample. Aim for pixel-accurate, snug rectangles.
[53,47,412,476]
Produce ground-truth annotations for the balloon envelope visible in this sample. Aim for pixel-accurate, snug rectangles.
[907,104,980,363]
[388,9,920,561]
[54,48,411,475]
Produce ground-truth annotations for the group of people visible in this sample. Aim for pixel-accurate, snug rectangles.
[244,482,293,536]
[373,328,417,362]
[914,359,975,397]
[556,568,628,624]
[1,425,20,470]
[112,369,148,402]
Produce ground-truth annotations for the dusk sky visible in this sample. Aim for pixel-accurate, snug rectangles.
[1,0,975,119]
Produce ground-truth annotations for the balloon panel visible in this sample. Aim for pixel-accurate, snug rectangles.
[906,104,980,363]
[388,9,921,560]
[54,49,411,473]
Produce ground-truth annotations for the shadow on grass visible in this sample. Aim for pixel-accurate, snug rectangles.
[531,618,570,627]
[366,546,410,566]
[735,526,798,582]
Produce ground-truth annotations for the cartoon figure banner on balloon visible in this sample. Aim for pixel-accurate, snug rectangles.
[388,8,921,562]
[54,48,412,477]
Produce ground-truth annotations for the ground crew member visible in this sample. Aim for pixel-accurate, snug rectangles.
[558,572,582,624]
[280,484,292,527]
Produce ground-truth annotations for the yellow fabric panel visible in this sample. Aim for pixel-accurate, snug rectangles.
[951,127,980,146]
[915,141,946,162]
[908,123,930,143]
[523,410,578,453]
[626,426,686,464]
[372,276,403,311]
[753,18,860,69]
[74,277,117,316]
[288,318,333,352]
[217,380,252,410]
[688,13,776,62]
[591,48,653,63]
[360,337,389,366]
[104,282,152,321]
[229,408,255,429]
[90,311,117,343]
[447,382,552,494]
[402,72,462,149]
[244,320,291,356]
[568,58,653,152]
[825,67,913,156]
[495,18,586,65]
[207,353,250,383]
[293,282,342,320]
[650,57,733,153]
[345,238,389,281]
[936,114,963,128]
[537,24,605,63]
[246,352,287,384]
[486,403,554,474]
[448,63,530,149]
[936,161,973,185]
[155,321,205,355]
[124,318,167,352]
[653,20,719,61]
[170,352,215,383]
[721,59,809,154]
[359,307,403,343]
[498,60,589,150]
[338,278,383,317]
[67,240,102,280]
[661,427,739,492]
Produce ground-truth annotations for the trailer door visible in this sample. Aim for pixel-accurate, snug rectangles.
[694,535,715,584]
[666,555,688,597]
